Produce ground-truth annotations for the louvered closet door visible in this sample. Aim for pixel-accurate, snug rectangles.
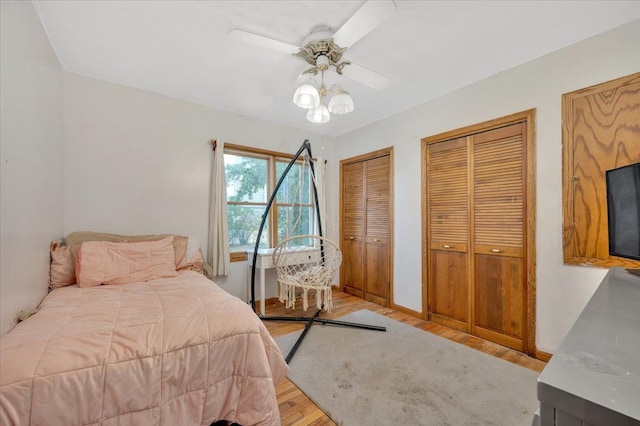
[341,161,365,297]
[427,138,469,331]
[472,123,526,351]
[365,155,391,306]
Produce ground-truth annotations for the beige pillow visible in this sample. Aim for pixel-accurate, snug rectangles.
[65,231,125,247]
[173,236,189,269]
[76,237,178,287]
[49,241,76,289]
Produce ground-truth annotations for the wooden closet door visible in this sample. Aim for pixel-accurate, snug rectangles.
[341,161,365,298]
[364,155,391,306]
[472,123,526,351]
[426,138,469,331]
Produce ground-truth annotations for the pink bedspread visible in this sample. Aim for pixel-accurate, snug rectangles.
[0,271,288,425]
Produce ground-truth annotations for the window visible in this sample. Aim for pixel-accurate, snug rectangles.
[275,159,314,243]
[225,152,269,253]
[224,145,314,260]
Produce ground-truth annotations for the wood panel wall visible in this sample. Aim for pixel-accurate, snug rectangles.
[562,72,640,268]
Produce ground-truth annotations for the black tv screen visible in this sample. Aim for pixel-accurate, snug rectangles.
[606,162,640,261]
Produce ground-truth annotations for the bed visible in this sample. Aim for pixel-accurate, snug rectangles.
[0,234,288,425]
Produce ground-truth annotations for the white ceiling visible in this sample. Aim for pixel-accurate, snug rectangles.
[33,1,640,137]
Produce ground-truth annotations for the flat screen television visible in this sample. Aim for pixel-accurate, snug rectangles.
[606,162,640,268]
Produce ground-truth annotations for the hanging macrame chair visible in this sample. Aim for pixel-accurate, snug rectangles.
[273,235,341,313]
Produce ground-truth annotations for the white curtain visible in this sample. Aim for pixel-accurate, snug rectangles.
[208,140,230,276]
[314,156,327,238]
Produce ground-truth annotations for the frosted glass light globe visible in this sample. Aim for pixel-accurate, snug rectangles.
[328,90,354,115]
[293,83,320,109]
[306,104,330,123]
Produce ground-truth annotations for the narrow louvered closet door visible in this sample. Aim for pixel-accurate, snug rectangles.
[341,149,393,307]
[364,155,391,306]
[426,138,469,331]
[341,161,365,297]
[472,123,526,351]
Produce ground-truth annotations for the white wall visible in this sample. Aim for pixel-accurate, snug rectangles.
[333,20,640,353]
[63,73,336,299]
[0,1,65,335]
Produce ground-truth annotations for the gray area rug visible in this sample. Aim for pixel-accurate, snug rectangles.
[275,310,539,426]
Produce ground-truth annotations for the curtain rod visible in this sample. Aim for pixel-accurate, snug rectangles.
[210,139,326,163]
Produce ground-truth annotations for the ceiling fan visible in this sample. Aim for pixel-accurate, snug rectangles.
[229,0,397,91]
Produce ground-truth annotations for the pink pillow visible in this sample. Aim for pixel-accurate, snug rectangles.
[76,236,178,287]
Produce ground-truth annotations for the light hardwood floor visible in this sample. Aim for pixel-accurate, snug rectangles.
[262,290,547,426]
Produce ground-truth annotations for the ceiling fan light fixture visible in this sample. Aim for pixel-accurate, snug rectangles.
[231,1,397,125]
[293,81,320,109]
[328,88,354,115]
[306,104,330,124]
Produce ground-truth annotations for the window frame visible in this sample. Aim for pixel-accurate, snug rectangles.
[224,144,316,262]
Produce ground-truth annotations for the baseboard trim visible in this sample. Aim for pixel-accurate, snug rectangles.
[535,350,552,362]
[391,303,423,320]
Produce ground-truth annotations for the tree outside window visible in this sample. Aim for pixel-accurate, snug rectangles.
[276,159,313,243]
[224,149,314,257]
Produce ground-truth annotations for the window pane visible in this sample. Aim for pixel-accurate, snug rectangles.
[228,205,268,251]
[277,206,314,243]
[225,154,268,203]
[275,160,311,204]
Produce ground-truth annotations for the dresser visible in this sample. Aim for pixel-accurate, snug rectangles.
[535,267,640,425]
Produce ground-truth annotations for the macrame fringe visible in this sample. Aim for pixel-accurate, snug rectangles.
[277,281,333,313]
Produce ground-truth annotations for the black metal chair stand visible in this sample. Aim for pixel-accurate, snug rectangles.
[249,139,386,363]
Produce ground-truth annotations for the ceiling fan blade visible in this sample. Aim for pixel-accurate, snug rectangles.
[229,29,300,55]
[342,63,391,91]
[332,0,397,48]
